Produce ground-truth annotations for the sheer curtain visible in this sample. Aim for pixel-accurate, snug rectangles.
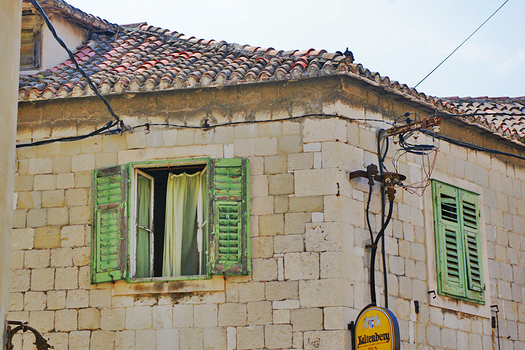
[162,170,205,276]
[135,174,152,278]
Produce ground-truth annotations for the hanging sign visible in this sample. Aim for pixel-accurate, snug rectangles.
[353,305,400,350]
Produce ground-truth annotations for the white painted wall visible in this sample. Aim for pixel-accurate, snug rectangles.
[22,12,89,74]
[41,14,89,70]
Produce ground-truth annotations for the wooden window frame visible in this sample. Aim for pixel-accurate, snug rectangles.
[20,6,43,71]
[91,157,250,284]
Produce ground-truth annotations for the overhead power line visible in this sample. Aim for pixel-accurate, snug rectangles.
[414,0,509,90]
[28,0,125,128]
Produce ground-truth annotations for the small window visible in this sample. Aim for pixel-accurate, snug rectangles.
[432,180,485,304]
[131,164,207,279]
[20,5,43,70]
[91,158,250,283]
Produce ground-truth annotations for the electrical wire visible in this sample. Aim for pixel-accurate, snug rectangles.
[368,196,395,305]
[16,121,116,148]
[129,114,394,132]
[28,0,124,127]
[421,129,525,161]
[365,182,375,244]
[16,113,394,148]
[376,130,390,308]
[414,0,510,89]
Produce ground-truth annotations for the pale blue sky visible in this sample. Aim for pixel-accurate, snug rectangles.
[66,0,523,99]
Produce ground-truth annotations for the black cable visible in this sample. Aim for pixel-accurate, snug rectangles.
[130,114,394,132]
[17,113,393,148]
[378,136,389,172]
[28,0,123,126]
[398,133,437,155]
[365,182,374,243]
[421,129,525,161]
[369,196,395,305]
[16,121,116,148]
[377,130,390,309]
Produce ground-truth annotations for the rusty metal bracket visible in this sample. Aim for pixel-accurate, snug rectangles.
[347,164,379,186]
[380,116,441,139]
[6,321,53,350]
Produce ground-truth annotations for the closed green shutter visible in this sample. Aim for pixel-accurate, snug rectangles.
[432,180,484,304]
[433,182,466,298]
[461,191,485,303]
[208,158,250,275]
[92,165,129,283]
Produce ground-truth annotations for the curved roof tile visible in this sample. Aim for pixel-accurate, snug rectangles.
[29,23,525,142]
[442,97,525,144]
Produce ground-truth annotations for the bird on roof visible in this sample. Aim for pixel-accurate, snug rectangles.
[344,47,354,62]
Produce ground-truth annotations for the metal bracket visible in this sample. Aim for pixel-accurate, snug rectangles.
[380,116,441,139]
[7,320,53,350]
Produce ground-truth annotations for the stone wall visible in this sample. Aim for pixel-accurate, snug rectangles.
[9,78,525,349]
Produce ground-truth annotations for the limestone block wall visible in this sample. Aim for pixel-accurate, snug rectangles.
[9,96,368,349]
[9,80,525,349]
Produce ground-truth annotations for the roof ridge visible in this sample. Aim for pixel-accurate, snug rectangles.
[136,23,336,60]
[443,96,525,102]
[33,0,120,32]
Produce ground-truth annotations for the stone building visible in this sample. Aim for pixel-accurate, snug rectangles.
[9,1,525,349]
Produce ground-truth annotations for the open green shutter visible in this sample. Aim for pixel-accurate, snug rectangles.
[92,165,129,283]
[433,181,466,298]
[461,191,485,303]
[208,158,250,275]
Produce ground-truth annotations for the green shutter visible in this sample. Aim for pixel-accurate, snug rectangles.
[433,182,466,298]
[461,191,485,303]
[92,165,129,283]
[432,180,484,304]
[208,158,250,275]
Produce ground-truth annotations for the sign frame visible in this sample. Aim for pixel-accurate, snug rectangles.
[351,303,400,350]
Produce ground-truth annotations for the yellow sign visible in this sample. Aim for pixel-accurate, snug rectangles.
[354,305,400,350]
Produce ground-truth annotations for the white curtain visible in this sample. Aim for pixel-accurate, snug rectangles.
[162,170,205,276]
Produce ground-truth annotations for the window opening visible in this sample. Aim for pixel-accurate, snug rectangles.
[131,163,207,279]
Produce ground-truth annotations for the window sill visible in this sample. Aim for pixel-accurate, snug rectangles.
[113,275,225,295]
[429,293,490,318]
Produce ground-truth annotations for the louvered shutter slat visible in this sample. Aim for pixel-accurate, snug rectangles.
[209,158,250,275]
[432,180,484,304]
[92,165,128,283]
[433,182,466,298]
[461,192,485,300]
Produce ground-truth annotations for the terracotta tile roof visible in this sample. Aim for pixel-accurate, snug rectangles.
[18,24,454,114]
[20,18,525,147]
[444,97,525,144]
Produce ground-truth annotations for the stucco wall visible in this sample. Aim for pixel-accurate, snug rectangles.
[41,14,88,70]
[10,77,525,349]
[0,0,21,346]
